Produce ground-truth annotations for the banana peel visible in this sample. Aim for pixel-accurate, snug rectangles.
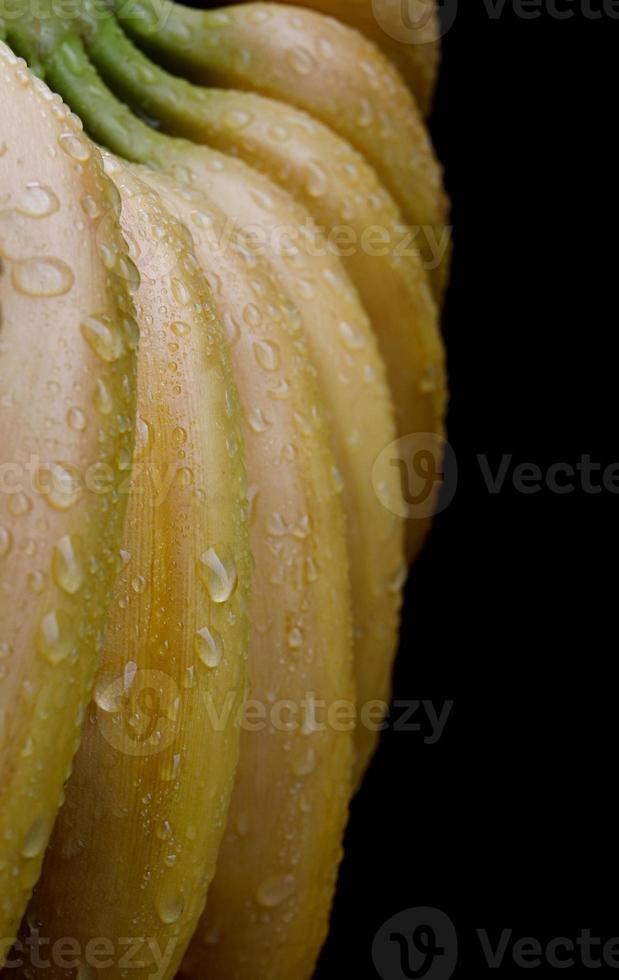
[82,13,447,563]
[116,0,450,300]
[18,26,406,773]
[217,0,441,114]
[18,161,251,980]
[141,167,355,980]
[0,44,137,960]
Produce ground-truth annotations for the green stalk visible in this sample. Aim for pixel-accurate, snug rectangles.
[4,0,173,172]
[83,9,217,140]
[113,0,216,82]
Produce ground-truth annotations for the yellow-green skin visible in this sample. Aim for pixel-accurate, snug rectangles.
[0,46,137,962]
[18,159,251,980]
[145,169,355,980]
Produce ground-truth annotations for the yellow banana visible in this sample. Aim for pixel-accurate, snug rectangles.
[117,0,450,298]
[141,167,355,980]
[15,26,407,770]
[0,45,136,959]
[142,143,406,778]
[17,160,250,980]
[84,15,447,561]
[218,0,441,114]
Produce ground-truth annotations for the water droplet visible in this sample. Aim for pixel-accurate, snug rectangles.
[17,183,59,218]
[27,570,46,594]
[338,320,366,352]
[288,627,303,650]
[172,427,187,447]
[8,493,31,517]
[21,816,48,858]
[252,339,280,372]
[12,258,74,297]
[58,132,91,162]
[42,463,82,511]
[52,535,84,595]
[305,161,327,198]
[255,873,296,908]
[131,575,147,595]
[248,407,271,433]
[93,379,114,415]
[195,625,224,668]
[93,675,120,714]
[171,320,191,338]
[0,526,12,557]
[81,315,125,363]
[198,548,238,603]
[223,108,252,129]
[157,891,184,925]
[66,406,86,431]
[81,195,101,219]
[36,610,73,665]
[293,745,316,776]
[388,562,407,593]
[243,303,261,328]
[358,99,374,128]
[288,47,316,75]
[171,277,190,306]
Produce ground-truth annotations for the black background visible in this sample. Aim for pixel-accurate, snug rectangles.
[313,0,618,976]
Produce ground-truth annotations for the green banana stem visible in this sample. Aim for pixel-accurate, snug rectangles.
[84,10,213,139]
[113,0,206,78]
[4,3,172,172]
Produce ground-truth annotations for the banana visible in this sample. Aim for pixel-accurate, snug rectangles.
[140,166,355,980]
[16,161,251,980]
[19,26,404,771]
[116,0,450,299]
[218,0,441,114]
[84,13,447,562]
[0,44,137,961]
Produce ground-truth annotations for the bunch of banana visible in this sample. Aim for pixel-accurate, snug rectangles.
[0,0,449,974]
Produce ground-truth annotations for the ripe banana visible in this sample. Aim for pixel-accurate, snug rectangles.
[116,1,450,298]
[17,161,251,980]
[220,0,441,114]
[17,23,405,771]
[84,13,447,561]
[140,167,355,980]
[0,44,137,960]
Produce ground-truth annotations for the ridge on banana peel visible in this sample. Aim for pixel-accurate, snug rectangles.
[81,12,447,563]
[139,166,356,980]
[217,0,441,115]
[0,44,137,961]
[16,160,251,980]
[12,27,407,774]
[115,0,451,299]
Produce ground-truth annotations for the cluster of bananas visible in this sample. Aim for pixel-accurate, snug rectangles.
[0,0,448,976]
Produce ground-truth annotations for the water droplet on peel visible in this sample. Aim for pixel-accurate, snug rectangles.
[252,339,280,372]
[287,627,303,650]
[131,575,147,594]
[248,407,271,433]
[223,108,251,129]
[52,535,84,595]
[58,132,91,162]
[93,675,120,714]
[93,379,114,415]
[198,548,238,603]
[8,493,32,517]
[255,873,296,908]
[293,745,316,776]
[21,816,48,858]
[43,463,82,511]
[81,315,125,363]
[194,625,224,668]
[171,277,191,306]
[171,321,191,339]
[288,47,316,75]
[36,610,73,665]
[17,183,60,218]
[67,406,87,431]
[305,161,327,198]
[12,258,74,297]
[338,320,366,351]
[0,526,12,557]
[157,891,184,925]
